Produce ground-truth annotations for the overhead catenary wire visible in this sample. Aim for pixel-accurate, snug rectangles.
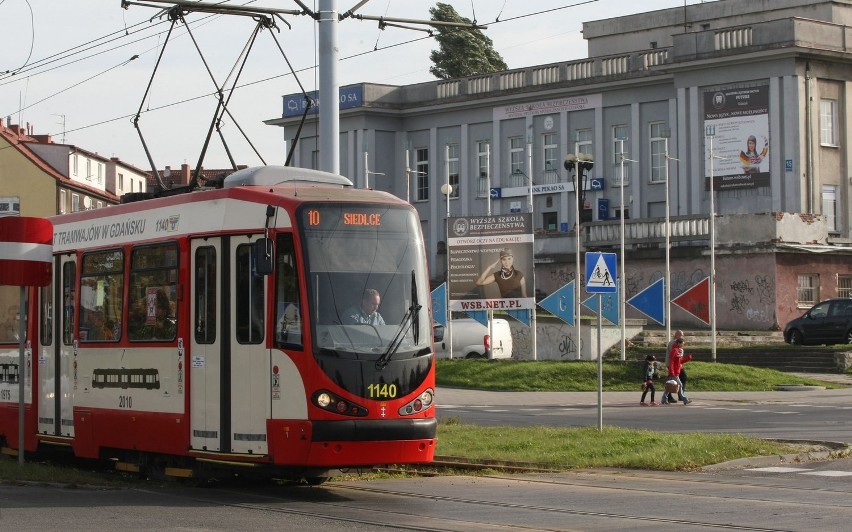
[6,1,599,143]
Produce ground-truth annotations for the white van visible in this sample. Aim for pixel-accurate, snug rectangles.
[433,318,513,359]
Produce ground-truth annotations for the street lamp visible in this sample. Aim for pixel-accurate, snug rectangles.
[441,181,453,359]
[706,126,721,363]
[510,167,538,361]
[564,151,594,360]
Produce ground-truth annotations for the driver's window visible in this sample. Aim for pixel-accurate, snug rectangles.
[810,302,829,319]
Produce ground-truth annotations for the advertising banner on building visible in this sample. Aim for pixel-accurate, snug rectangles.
[703,84,770,190]
[446,214,535,311]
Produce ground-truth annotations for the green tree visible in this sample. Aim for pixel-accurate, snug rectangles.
[429,3,507,80]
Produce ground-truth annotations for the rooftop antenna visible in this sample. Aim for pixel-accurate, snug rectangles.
[52,114,66,143]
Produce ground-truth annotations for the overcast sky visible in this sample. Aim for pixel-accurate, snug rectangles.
[1,0,705,171]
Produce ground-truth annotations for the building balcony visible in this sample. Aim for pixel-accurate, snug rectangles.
[533,212,836,261]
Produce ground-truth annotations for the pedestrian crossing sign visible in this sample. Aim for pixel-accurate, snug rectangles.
[585,252,617,293]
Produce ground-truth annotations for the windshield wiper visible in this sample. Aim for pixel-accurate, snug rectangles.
[375,303,420,370]
[411,269,420,345]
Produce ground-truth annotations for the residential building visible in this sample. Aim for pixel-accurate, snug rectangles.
[0,119,148,216]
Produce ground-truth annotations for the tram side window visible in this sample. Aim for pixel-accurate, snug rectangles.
[274,234,302,349]
[62,262,76,345]
[0,285,24,343]
[40,284,52,346]
[79,250,124,342]
[129,243,178,342]
[194,246,217,344]
[236,243,264,344]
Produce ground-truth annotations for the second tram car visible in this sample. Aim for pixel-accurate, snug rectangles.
[0,166,436,481]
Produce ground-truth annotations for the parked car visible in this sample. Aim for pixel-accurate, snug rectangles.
[784,298,852,345]
[433,318,513,359]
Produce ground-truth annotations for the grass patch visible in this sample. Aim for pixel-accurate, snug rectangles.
[436,360,838,392]
[435,423,804,471]
[0,456,136,487]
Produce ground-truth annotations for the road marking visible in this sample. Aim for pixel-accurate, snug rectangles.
[801,471,852,477]
[747,467,813,473]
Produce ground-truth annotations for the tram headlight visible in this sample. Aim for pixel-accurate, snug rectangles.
[398,388,435,416]
[316,392,332,408]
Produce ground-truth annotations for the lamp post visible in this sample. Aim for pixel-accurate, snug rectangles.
[511,167,539,361]
[662,128,672,358]
[564,149,594,360]
[617,138,629,361]
[441,180,453,359]
[706,126,718,363]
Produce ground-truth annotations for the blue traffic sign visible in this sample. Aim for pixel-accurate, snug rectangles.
[431,283,447,326]
[626,278,665,325]
[582,289,619,325]
[537,280,575,326]
[585,252,617,293]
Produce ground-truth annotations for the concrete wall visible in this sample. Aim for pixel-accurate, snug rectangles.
[507,315,645,361]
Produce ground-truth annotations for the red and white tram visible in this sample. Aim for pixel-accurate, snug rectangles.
[0,166,436,482]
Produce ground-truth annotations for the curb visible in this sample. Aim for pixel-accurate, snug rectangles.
[703,439,852,471]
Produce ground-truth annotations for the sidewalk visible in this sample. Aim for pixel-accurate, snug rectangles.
[438,373,852,407]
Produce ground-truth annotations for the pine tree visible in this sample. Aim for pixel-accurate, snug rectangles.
[429,3,507,80]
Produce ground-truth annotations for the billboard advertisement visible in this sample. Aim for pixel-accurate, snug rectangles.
[703,84,770,190]
[446,214,535,311]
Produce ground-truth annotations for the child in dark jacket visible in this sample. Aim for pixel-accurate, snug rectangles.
[640,355,658,406]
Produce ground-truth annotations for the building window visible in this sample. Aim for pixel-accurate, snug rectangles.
[613,125,629,185]
[822,185,838,233]
[542,133,558,185]
[446,144,460,199]
[542,211,557,231]
[130,179,134,193]
[97,163,103,184]
[650,122,668,183]
[97,201,103,209]
[509,137,525,187]
[86,159,92,181]
[72,154,78,176]
[477,141,490,198]
[838,275,852,299]
[614,207,630,220]
[820,99,837,146]
[60,190,67,214]
[575,128,593,157]
[118,173,124,190]
[797,274,819,307]
[71,193,80,212]
[416,148,429,201]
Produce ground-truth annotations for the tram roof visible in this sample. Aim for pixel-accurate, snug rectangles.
[224,166,353,188]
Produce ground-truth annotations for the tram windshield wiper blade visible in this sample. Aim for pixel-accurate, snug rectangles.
[375,302,421,370]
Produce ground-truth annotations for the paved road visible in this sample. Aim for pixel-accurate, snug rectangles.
[436,374,852,442]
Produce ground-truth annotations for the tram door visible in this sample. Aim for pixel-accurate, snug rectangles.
[38,255,77,437]
[190,240,222,452]
[39,255,76,438]
[190,236,269,455]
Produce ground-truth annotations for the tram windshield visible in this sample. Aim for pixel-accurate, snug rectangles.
[299,202,431,361]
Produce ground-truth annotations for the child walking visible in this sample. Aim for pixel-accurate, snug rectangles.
[640,355,658,406]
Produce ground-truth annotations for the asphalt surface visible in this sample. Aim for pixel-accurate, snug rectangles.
[437,372,852,408]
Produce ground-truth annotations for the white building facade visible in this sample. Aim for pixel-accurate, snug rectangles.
[268,0,852,331]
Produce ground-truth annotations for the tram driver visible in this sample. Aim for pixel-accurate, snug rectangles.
[343,289,386,326]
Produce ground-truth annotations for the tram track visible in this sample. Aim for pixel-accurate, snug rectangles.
[125,462,852,531]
